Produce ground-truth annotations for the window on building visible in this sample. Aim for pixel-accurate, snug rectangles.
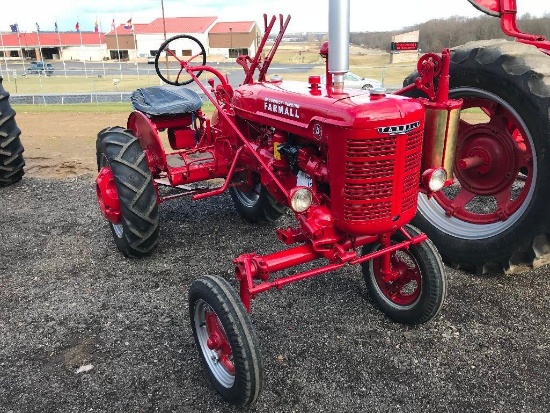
[181,49,192,56]
[229,48,249,58]
[110,50,129,60]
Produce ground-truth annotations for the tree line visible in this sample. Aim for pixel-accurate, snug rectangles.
[350,13,550,52]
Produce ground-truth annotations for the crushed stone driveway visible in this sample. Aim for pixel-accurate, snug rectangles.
[1,176,549,412]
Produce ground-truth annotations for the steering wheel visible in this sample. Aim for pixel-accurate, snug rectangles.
[155,34,206,86]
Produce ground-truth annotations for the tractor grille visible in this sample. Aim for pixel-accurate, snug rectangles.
[342,129,423,222]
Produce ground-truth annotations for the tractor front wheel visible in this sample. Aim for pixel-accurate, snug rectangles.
[0,77,24,187]
[189,275,263,407]
[96,126,159,257]
[361,225,446,325]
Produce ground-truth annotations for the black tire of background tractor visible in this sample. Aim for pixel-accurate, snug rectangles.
[404,40,550,274]
[0,77,24,187]
[229,182,286,224]
[96,127,159,258]
[361,225,446,325]
[189,275,263,407]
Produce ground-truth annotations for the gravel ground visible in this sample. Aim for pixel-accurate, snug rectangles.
[1,176,549,413]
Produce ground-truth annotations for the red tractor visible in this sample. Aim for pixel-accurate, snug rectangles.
[405,0,550,274]
[95,0,459,406]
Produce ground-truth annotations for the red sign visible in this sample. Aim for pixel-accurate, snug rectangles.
[391,42,418,51]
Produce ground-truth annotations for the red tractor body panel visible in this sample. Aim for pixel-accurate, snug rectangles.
[232,80,425,235]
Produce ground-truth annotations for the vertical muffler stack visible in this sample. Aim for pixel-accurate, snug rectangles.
[422,50,462,183]
[328,0,350,92]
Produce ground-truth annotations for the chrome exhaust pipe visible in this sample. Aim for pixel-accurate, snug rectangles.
[328,0,350,92]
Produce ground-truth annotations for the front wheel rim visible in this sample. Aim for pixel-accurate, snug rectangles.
[418,88,536,240]
[194,299,235,388]
[371,250,421,308]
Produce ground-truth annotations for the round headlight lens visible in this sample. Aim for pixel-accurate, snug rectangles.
[425,168,447,192]
[290,187,313,213]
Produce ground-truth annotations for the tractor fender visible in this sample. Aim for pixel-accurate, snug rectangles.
[127,110,167,172]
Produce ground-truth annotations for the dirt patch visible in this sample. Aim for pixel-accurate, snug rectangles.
[16,112,128,178]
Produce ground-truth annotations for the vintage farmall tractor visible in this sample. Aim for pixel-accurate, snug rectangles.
[95,0,461,406]
[404,0,550,274]
[0,76,25,187]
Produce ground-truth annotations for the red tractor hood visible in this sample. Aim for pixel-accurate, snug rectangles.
[232,80,424,139]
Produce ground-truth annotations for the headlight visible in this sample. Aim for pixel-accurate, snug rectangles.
[290,187,313,213]
[422,168,447,192]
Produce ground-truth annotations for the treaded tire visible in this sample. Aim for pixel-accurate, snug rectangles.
[404,40,550,274]
[0,76,24,187]
[96,126,159,257]
[189,275,263,407]
[361,225,446,325]
[229,174,285,223]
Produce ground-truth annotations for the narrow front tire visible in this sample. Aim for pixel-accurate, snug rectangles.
[189,275,263,407]
[361,225,446,325]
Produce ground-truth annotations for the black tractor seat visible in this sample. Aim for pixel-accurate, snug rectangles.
[131,86,203,116]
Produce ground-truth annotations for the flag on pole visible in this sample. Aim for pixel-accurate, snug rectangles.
[94,19,99,33]
[75,22,80,32]
[10,24,18,33]
[35,22,40,32]
[111,19,116,31]
[124,19,132,29]
[54,22,58,32]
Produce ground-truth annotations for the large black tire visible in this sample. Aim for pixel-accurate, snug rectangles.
[0,77,24,187]
[96,127,159,257]
[229,173,285,223]
[361,225,446,325]
[405,40,550,274]
[189,275,263,407]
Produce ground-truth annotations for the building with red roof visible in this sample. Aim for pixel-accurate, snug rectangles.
[0,31,107,61]
[0,16,262,63]
[209,21,260,58]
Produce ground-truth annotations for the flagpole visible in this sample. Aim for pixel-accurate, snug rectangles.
[0,31,10,81]
[113,17,122,73]
[16,23,26,71]
[55,21,67,78]
[132,20,140,80]
[97,19,106,77]
[35,24,44,67]
[77,17,88,78]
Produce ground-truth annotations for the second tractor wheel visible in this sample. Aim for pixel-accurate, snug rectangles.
[229,173,285,223]
[361,225,446,325]
[405,40,550,274]
[0,76,25,187]
[189,275,263,407]
[96,127,159,257]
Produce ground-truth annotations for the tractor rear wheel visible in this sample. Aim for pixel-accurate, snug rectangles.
[96,127,159,257]
[0,77,24,187]
[406,40,550,274]
[229,172,285,223]
[189,275,263,407]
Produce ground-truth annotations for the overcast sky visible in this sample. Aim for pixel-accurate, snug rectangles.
[1,0,548,34]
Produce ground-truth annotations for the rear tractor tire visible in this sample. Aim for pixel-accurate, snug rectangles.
[229,172,285,223]
[96,126,159,257]
[0,76,24,187]
[405,40,550,274]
